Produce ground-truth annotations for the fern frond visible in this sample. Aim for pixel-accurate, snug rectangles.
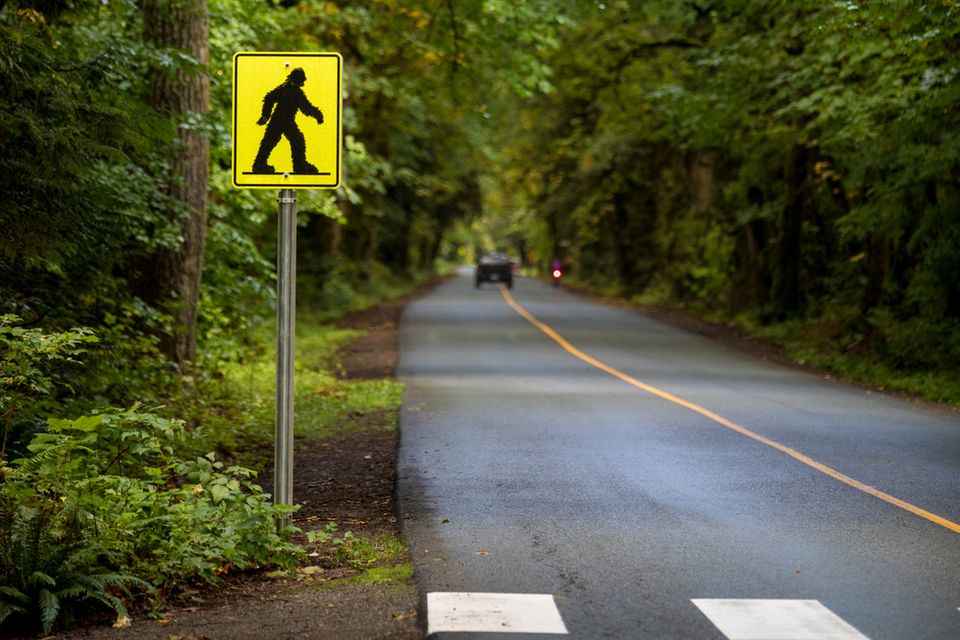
[0,586,30,604]
[97,571,153,594]
[53,584,93,602]
[28,570,55,588]
[17,440,86,473]
[74,573,106,592]
[127,514,175,529]
[62,542,114,574]
[9,506,45,577]
[38,588,60,635]
[0,600,27,628]
[88,590,128,619]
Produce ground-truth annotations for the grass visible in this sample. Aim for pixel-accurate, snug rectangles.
[742,317,960,408]
[302,528,413,589]
[346,563,414,586]
[192,287,414,584]
[184,319,404,465]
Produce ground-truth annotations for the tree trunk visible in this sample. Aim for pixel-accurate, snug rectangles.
[427,222,447,270]
[654,170,672,281]
[861,235,889,313]
[773,144,808,317]
[141,0,210,367]
[365,216,380,266]
[689,150,716,214]
[612,190,636,294]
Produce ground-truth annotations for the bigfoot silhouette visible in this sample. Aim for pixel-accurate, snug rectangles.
[252,68,324,174]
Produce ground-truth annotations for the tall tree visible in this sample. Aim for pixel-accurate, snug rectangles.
[140,0,210,366]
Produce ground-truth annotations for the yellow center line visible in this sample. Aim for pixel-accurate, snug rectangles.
[499,286,960,535]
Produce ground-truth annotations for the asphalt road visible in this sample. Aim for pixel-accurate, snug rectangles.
[396,270,960,639]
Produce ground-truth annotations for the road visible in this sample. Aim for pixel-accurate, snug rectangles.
[396,270,960,639]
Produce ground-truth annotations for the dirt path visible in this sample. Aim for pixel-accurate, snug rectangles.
[56,289,432,640]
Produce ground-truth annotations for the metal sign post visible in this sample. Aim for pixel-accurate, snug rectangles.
[232,50,342,526]
[274,189,296,523]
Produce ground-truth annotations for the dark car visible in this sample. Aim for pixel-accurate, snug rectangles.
[475,252,513,289]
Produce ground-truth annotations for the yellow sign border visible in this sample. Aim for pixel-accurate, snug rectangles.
[232,51,342,190]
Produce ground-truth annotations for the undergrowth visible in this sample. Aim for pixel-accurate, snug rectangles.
[179,319,403,468]
[572,278,960,410]
[0,274,416,635]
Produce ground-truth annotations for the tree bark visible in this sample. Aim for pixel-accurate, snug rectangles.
[689,150,716,214]
[654,171,672,280]
[365,216,380,266]
[773,144,808,317]
[612,190,636,294]
[141,0,210,367]
[861,235,889,313]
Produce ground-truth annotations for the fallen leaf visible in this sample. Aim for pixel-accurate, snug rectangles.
[391,611,417,621]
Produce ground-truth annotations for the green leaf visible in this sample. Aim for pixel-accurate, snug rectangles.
[210,483,231,503]
[0,601,27,627]
[29,571,56,588]
[0,586,30,605]
[47,415,104,433]
[39,589,60,634]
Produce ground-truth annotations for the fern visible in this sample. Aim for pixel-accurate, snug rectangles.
[38,589,59,635]
[0,500,152,634]
[0,587,29,627]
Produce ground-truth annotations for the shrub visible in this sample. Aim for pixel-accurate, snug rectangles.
[0,315,98,462]
[0,497,149,635]
[0,408,303,634]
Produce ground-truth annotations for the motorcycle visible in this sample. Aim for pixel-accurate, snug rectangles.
[551,267,563,287]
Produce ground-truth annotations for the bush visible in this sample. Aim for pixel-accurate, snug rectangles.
[0,408,303,634]
[0,315,98,462]
[0,497,150,635]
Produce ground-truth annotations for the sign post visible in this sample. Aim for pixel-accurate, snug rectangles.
[232,51,342,525]
[274,189,297,514]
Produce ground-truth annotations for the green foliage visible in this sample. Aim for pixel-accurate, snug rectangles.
[0,3,178,319]
[181,317,403,460]
[305,523,406,571]
[0,316,99,461]
[1,0,477,632]
[0,407,303,634]
[299,258,422,322]
[500,0,960,395]
[1,8,955,634]
[0,500,150,635]
[76,300,177,413]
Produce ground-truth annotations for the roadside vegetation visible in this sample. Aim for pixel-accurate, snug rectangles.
[0,0,468,634]
[488,3,960,410]
[0,288,414,636]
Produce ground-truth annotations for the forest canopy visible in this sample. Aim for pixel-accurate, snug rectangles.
[496,0,960,386]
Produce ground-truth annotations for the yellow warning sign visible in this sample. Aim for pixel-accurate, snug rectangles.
[233,52,342,189]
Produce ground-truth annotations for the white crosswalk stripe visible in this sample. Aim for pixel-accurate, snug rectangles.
[427,592,568,635]
[693,599,870,640]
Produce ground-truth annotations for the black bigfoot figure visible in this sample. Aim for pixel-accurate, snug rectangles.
[252,68,324,174]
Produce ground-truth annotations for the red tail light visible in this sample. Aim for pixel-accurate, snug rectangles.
[552,269,562,278]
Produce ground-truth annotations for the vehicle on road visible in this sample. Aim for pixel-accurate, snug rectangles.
[550,259,564,287]
[475,252,513,289]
